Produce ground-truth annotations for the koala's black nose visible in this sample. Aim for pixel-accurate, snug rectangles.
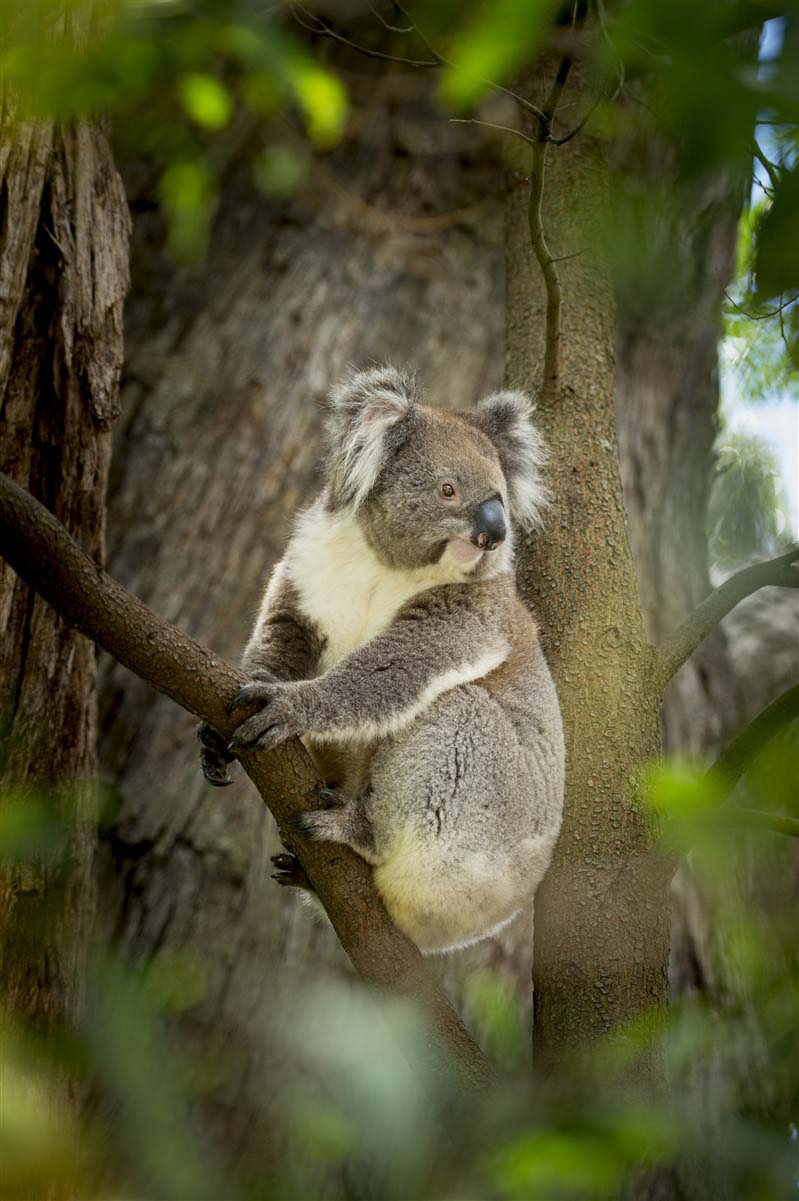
[474,497,507,550]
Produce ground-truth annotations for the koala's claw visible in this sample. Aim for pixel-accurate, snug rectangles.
[226,682,271,716]
[228,717,280,753]
[270,852,313,891]
[198,723,235,787]
[310,783,341,807]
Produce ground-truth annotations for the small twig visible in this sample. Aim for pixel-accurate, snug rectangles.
[290,3,439,67]
[778,299,798,368]
[449,117,538,148]
[550,91,602,145]
[550,247,588,263]
[527,52,574,406]
[753,138,780,193]
[723,287,799,321]
[653,544,799,692]
[367,1,414,34]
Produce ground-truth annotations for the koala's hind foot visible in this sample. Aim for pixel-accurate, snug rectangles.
[270,852,314,892]
[197,723,235,787]
[291,785,381,865]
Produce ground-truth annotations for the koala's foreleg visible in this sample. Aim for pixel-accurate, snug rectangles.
[200,566,322,787]
[228,585,509,751]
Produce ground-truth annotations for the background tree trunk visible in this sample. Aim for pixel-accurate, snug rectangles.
[0,115,129,1036]
[504,56,669,1056]
[613,133,743,762]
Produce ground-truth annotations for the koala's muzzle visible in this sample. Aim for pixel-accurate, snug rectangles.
[473,497,507,550]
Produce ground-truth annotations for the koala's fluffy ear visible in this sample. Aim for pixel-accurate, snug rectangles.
[324,366,418,508]
[476,390,549,529]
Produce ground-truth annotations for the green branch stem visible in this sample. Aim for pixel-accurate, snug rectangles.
[527,56,572,406]
[712,683,799,788]
[653,544,799,693]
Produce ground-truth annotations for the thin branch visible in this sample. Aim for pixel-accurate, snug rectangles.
[753,138,780,193]
[394,0,552,121]
[550,91,602,145]
[449,117,538,148]
[528,54,573,406]
[712,684,799,789]
[0,471,492,1091]
[484,82,549,123]
[290,4,439,67]
[653,544,799,692]
[724,287,799,321]
[294,0,550,122]
[779,298,799,368]
[367,1,414,34]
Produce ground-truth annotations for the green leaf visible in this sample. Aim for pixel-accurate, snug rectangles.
[253,146,307,197]
[289,63,348,147]
[158,160,215,261]
[754,166,799,300]
[440,0,559,110]
[178,72,232,130]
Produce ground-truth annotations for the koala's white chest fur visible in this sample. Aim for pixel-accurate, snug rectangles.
[286,505,468,673]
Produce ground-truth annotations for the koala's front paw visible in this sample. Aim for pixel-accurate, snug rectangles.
[197,722,235,787]
[226,678,309,752]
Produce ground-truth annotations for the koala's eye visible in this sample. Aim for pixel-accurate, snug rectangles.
[440,482,457,499]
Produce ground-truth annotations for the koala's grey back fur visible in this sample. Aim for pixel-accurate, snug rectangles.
[220,366,564,954]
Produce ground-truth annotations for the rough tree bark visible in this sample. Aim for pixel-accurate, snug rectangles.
[505,54,672,1056]
[506,46,797,1061]
[0,108,129,1038]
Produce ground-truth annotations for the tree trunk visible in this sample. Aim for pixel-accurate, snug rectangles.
[505,57,669,1057]
[0,114,129,1033]
[613,135,743,762]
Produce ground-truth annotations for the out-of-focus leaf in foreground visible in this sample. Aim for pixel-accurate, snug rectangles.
[439,0,559,110]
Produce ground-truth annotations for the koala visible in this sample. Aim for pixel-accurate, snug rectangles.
[199,367,564,954]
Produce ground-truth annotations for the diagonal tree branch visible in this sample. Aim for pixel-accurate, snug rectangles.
[712,683,799,789]
[653,544,799,693]
[0,470,492,1090]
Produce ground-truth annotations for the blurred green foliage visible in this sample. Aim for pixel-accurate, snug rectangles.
[707,431,792,566]
[0,0,348,257]
[724,193,799,405]
[2,0,798,284]
[3,715,798,1198]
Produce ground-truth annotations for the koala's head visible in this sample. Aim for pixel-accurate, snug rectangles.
[323,366,548,574]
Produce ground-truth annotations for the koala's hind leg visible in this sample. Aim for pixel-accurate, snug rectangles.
[270,852,314,892]
[292,784,382,865]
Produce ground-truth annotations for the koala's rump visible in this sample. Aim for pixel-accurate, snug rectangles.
[368,683,560,954]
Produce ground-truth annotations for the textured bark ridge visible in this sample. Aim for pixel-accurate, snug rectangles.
[0,111,130,1034]
[504,57,669,1056]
